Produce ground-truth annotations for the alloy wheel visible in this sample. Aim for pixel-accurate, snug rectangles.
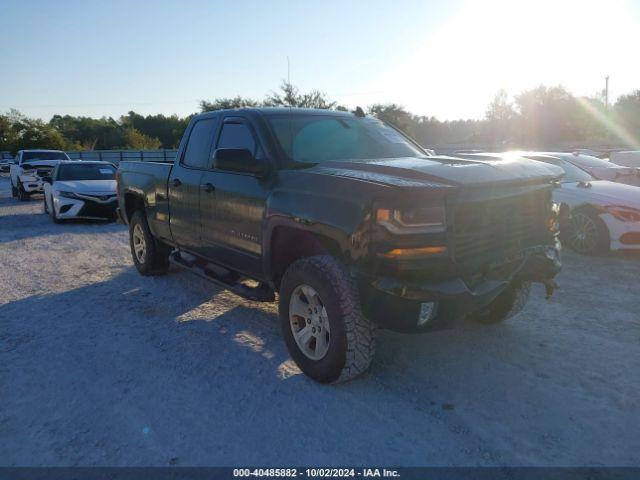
[289,284,331,361]
[132,223,147,263]
[568,212,599,254]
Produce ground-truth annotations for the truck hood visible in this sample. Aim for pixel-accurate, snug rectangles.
[55,179,116,193]
[556,180,640,208]
[309,156,563,188]
[21,160,64,169]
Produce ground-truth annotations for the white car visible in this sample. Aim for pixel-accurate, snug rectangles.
[43,161,118,222]
[610,150,640,168]
[10,149,71,200]
[518,153,640,254]
[454,152,640,254]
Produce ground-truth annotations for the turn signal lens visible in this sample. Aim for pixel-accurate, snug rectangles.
[378,246,447,259]
[604,205,640,222]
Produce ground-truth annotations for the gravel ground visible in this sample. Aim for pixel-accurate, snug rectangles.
[1,175,639,467]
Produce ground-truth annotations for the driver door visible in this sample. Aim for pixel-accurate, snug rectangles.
[198,116,270,278]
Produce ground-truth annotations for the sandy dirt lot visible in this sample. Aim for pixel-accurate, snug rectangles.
[1,175,639,467]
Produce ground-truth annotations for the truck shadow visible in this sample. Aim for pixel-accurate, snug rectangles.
[4,265,639,466]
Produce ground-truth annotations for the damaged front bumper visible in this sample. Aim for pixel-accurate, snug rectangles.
[359,244,561,333]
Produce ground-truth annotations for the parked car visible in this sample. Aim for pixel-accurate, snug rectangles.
[0,158,11,174]
[610,150,640,168]
[43,161,118,223]
[117,108,562,383]
[454,152,640,254]
[540,152,640,187]
[10,149,71,200]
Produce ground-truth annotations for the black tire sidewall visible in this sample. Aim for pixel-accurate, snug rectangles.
[129,210,169,275]
[279,260,349,383]
[17,181,28,201]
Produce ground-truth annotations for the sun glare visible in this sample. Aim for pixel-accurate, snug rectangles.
[370,0,640,119]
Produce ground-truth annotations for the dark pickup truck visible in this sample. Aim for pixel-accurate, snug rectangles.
[117,108,562,383]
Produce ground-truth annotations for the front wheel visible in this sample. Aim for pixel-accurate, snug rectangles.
[471,281,531,325]
[563,211,609,255]
[49,196,62,224]
[129,210,170,276]
[17,181,29,201]
[279,255,376,384]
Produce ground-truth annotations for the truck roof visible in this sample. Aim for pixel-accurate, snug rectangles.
[19,149,66,153]
[194,107,357,121]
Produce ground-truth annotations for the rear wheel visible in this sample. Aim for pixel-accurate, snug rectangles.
[564,211,609,255]
[472,281,531,325]
[279,255,376,383]
[129,210,170,276]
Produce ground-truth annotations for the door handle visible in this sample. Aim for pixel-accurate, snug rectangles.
[172,178,182,187]
[201,182,215,193]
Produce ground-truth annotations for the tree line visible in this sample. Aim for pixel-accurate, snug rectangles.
[2,81,639,154]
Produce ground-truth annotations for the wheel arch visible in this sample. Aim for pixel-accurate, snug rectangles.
[266,225,344,291]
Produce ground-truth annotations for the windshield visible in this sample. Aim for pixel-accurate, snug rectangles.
[266,114,427,164]
[22,151,70,162]
[564,154,613,168]
[57,163,116,181]
[525,155,594,182]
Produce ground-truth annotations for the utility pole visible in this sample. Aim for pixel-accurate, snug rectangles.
[604,75,610,107]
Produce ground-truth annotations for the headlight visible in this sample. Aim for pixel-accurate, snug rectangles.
[57,191,78,199]
[376,206,446,234]
[604,205,640,222]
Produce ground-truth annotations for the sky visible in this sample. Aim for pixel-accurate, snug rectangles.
[1,0,639,121]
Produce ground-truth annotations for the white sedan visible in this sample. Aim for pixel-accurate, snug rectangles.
[520,154,640,254]
[43,161,118,223]
[454,152,640,254]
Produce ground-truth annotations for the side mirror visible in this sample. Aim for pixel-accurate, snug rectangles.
[213,148,268,177]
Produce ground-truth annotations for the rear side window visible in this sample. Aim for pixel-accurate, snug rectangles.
[217,122,256,154]
[182,118,217,169]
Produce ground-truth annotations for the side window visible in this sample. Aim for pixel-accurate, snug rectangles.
[217,122,256,154]
[182,118,217,169]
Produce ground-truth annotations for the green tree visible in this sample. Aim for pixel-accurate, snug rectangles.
[264,81,337,109]
[484,89,516,147]
[200,96,259,112]
[1,110,68,153]
[49,115,126,150]
[121,111,189,148]
[123,127,162,149]
[614,90,640,139]
[514,85,579,147]
[367,104,415,134]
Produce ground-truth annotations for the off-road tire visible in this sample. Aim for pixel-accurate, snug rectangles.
[129,210,170,276]
[17,181,29,201]
[472,281,531,325]
[279,255,376,384]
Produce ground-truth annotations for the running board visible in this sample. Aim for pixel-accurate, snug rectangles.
[169,251,275,302]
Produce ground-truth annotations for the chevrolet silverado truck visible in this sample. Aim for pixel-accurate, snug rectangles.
[116,108,562,383]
